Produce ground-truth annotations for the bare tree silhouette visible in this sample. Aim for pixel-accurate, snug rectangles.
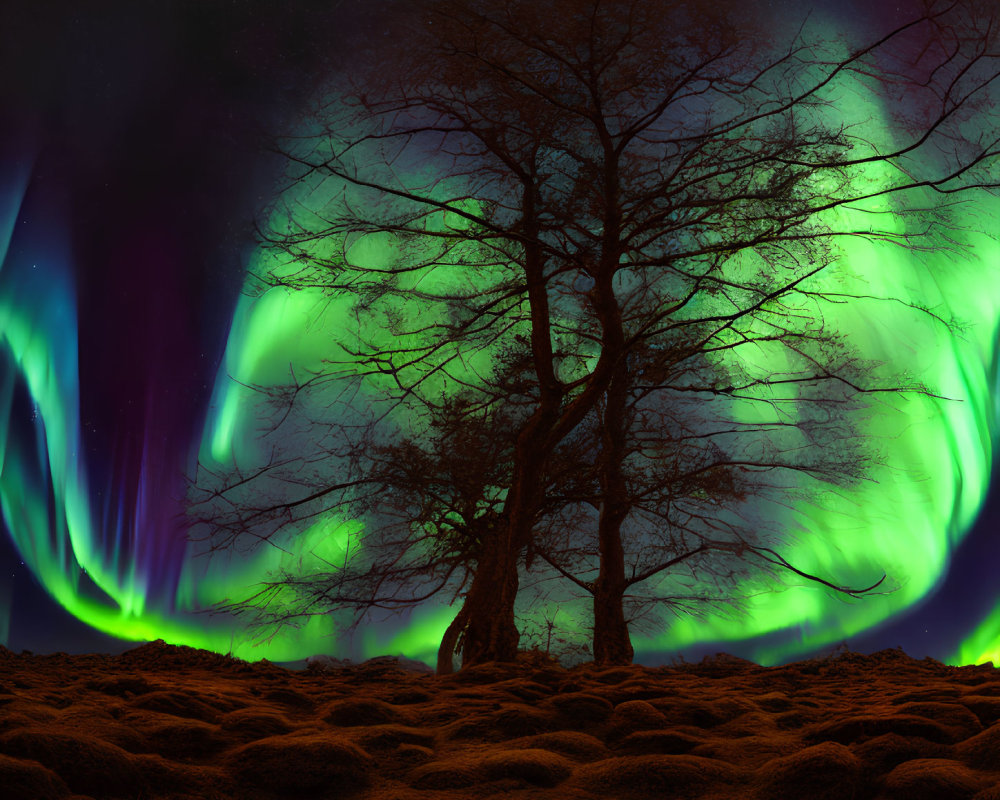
[193,0,999,668]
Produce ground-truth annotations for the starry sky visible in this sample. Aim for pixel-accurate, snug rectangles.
[1,0,998,666]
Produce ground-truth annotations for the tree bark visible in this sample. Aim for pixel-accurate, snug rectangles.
[458,527,522,665]
[436,603,470,675]
[456,192,561,667]
[592,362,635,666]
[593,579,633,665]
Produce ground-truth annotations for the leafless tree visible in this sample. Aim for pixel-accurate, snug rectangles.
[530,324,894,666]
[190,360,532,673]
[195,0,999,668]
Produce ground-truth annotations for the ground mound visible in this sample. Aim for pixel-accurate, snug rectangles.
[0,643,997,798]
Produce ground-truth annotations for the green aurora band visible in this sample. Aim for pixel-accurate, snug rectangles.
[0,165,339,661]
[1,26,999,666]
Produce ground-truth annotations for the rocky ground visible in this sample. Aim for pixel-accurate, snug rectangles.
[1,641,999,799]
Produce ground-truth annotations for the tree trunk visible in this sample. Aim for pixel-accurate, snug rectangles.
[458,529,521,666]
[593,577,633,665]
[456,216,566,667]
[592,362,634,666]
[455,183,632,668]
[436,603,470,675]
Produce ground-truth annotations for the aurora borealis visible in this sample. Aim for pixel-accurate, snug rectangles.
[1,0,999,669]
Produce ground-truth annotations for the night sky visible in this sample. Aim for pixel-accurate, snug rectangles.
[0,0,348,653]
[1,0,998,666]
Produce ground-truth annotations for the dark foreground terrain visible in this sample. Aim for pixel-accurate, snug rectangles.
[1,641,999,799]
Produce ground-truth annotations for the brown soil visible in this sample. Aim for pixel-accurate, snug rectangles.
[1,641,999,799]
